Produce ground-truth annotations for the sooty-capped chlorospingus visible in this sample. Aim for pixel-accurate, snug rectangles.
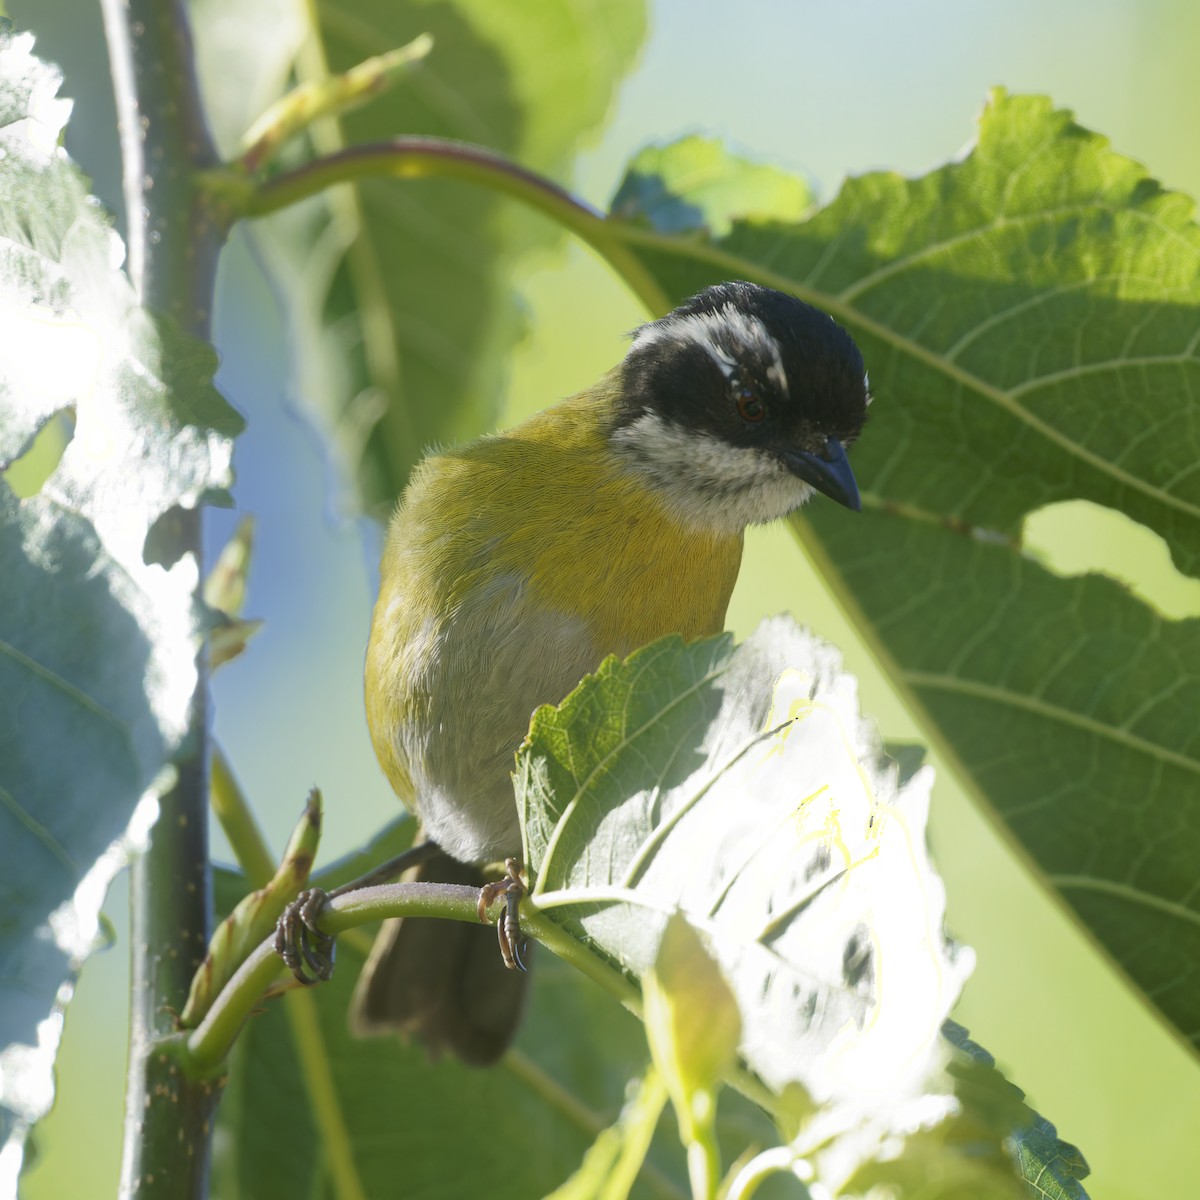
[353,281,870,1065]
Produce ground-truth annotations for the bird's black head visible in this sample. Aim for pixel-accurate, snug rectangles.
[611,281,870,532]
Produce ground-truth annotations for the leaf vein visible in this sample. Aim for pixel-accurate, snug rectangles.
[1047,874,1200,928]
[904,670,1200,776]
[534,654,730,892]
[837,202,1200,306]
[0,782,78,875]
[0,636,131,736]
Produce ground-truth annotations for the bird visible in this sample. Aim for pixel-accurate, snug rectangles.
[351,280,870,1065]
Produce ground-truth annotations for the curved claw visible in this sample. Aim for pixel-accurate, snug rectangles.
[505,882,528,972]
[274,843,442,987]
[299,924,336,982]
[483,859,527,972]
[496,902,528,972]
[275,887,335,985]
[514,941,529,972]
[477,877,506,924]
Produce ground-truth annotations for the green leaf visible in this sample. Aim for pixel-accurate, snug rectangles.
[840,1022,1089,1200]
[518,619,1084,1193]
[884,741,928,788]
[644,915,738,1200]
[0,30,240,1155]
[519,616,968,1110]
[611,136,813,238]
[227,0,646,514]
[721,1025,1089,1199]
[940,1026,1090,1200]
[602,94,1200,1057]
[644,914,740,1143]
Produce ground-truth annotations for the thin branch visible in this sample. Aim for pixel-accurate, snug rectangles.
[184,881,483,1073]
[181,877,781,1136]
[243,136,674,318]
[210,747,275,887]
[237,34,433,174]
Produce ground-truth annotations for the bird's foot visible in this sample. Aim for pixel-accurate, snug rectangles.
[274,888,336,985]
[477,858,528,972]
[273,840,443,985]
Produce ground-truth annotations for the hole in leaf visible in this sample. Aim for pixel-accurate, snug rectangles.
[1023,500,1200,621]
[2,408,75,497]
[144,505,191,569]
[884,741,927,787]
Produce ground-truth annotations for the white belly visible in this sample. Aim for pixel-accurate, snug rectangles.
[394,570,602,864]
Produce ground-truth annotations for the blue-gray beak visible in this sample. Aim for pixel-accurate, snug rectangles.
[782,437,861,512]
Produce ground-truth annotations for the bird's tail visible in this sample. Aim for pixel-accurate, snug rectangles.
[349,846,530,1067]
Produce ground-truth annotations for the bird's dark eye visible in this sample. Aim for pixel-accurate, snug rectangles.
[735,386,766,423]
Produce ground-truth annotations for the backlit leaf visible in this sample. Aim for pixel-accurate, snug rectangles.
[519,617,968,1113]
[517,619,1086,1194]
[0,31,241,1162]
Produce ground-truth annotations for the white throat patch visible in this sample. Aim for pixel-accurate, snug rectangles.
[610,412,813,534]
[632,304,788,392]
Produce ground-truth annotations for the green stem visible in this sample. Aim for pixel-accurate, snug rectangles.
[210,747,275,887]
[183,876,779,1148]
[723,1148,803,1200]
[184,885,638,1077]
[101,0,226,1195]
[282,990,368,1200]
[687,1135,719,1200]
[521,908,644,1011]
[244,137,674,318]
[522,909,777,1116]
[185,881,483,1074]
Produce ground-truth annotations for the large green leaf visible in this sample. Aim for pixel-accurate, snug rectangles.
[516,618,1084,1195]
[0,31,241,1161]
[602,91,1200,1057]
[520,618,968,1105]
[231,0,645,515]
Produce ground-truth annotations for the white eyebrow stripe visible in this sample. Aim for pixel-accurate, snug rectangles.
[631,304,787,389]
[697,334,738,378]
